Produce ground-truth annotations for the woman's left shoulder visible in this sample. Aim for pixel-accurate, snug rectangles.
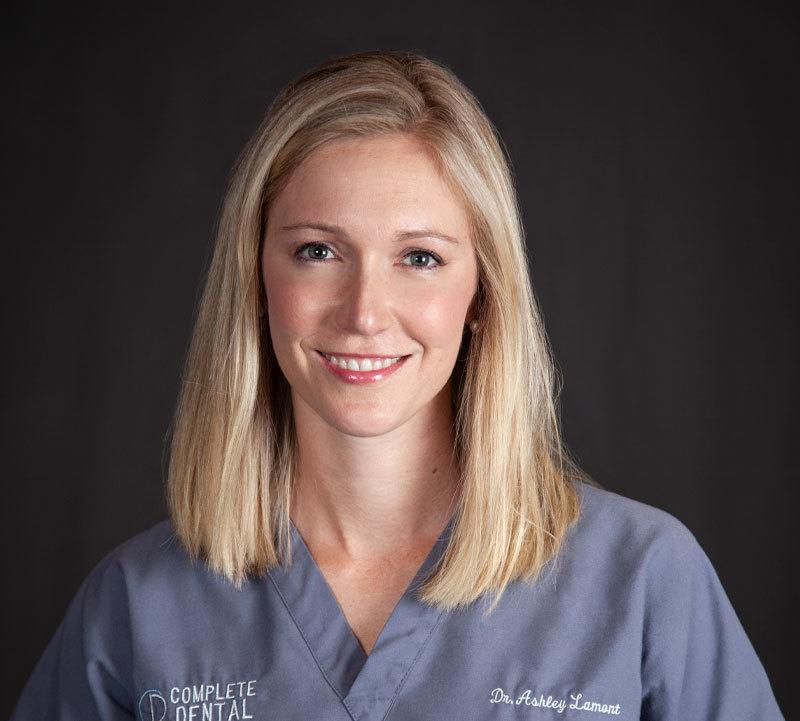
[565,479,784,720]
[567,478,706,574]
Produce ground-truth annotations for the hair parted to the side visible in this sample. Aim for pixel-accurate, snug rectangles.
[166,49,599,615]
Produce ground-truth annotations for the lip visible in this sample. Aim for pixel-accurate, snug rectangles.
[316,350,406,359]
[315,350,410,384]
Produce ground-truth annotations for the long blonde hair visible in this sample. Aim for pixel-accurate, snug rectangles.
[166,49,597,614]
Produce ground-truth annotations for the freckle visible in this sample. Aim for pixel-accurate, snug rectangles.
[432,467,438,474]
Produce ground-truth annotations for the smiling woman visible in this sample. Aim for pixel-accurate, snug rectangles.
[11,50,784,721]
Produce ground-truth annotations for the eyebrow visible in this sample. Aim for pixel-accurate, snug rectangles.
[279,221,460,245]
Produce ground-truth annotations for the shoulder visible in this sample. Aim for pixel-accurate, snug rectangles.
[88,518,182,575]
[552,480,745,657]
[74,518,267,642]
[76,518,203,608]
[563,478,709,586]
[567,484,785,719]
[573,478,691,534]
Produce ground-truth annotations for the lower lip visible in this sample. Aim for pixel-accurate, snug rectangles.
[315,351,410,384]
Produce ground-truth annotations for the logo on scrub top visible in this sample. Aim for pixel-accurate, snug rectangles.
[137,680,258,721]
[138,690,167,721]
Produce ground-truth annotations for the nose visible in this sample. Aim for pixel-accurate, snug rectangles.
[335,258,393,336]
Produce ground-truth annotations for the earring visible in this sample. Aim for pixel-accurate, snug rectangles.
[469,320,479,333]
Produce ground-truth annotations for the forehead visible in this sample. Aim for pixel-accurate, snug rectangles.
[268,133,471,239]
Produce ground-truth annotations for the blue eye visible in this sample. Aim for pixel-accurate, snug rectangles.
[295,243,333,262]
[402,249,442,269]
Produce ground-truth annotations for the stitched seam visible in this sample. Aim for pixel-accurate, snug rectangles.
[266,571,357,721]
[379,609,446,721]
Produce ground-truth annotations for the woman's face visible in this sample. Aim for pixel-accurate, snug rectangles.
[262,132,479,437]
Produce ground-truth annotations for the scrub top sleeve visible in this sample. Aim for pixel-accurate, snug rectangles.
[639,521,784,721]
[10,556,135,721]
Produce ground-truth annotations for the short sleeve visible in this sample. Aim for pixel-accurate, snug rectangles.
[640,521,784,720]
[10,556,135,720]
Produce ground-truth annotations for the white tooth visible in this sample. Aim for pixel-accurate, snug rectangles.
[325,355,402,371]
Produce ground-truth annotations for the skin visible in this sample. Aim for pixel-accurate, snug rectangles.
[261,132,479,650]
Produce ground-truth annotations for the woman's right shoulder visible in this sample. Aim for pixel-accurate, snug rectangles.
[11,519,204,719]
[75,518,208,606]
[88,517,182,571]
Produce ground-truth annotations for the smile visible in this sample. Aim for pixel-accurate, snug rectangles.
[320,352,405,371]
[314,350,411,384]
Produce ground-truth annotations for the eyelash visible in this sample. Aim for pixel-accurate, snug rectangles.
[293,242,445,271]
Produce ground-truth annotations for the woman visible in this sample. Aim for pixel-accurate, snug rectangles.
[12,50,783,720]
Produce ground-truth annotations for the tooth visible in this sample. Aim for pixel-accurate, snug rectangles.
[324,354,403,371]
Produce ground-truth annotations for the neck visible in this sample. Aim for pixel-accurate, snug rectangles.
[289,385,461,564]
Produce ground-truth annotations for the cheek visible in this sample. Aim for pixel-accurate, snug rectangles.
[411,286,470,348]
[264,271,323,336]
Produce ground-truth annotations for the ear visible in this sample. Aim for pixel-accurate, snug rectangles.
[465,284,481,324]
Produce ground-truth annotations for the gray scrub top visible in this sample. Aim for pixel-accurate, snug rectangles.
[11,479,785,721]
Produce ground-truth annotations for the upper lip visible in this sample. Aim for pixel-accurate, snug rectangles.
[317,350,409,359]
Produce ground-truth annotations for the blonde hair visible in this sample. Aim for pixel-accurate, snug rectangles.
[166,49,597,614]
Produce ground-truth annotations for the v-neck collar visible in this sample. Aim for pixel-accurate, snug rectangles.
[267,514,456,721]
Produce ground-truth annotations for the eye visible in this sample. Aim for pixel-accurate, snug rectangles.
[401,249,444,270]
[294,242,334,262]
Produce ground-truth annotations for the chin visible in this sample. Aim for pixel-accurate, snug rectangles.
[325,407,408,438]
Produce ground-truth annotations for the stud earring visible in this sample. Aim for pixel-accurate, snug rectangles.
[469,320,479,333]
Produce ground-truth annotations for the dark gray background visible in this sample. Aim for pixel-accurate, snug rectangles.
[3,2,796,717]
